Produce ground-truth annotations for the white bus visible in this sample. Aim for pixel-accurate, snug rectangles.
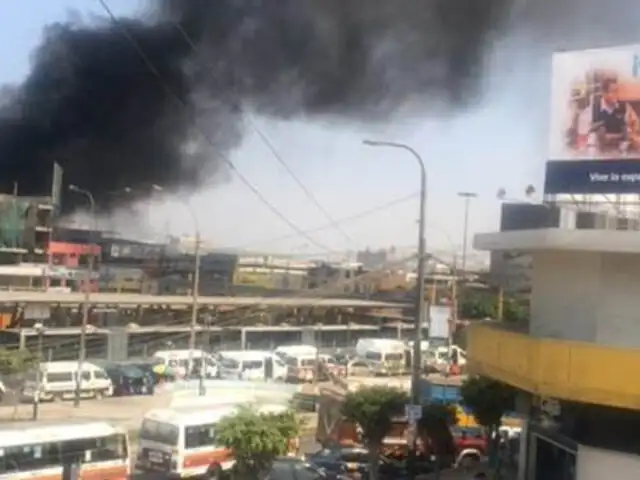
[136,403,297,479]
[0,420,129,479]
[218,350,287,381]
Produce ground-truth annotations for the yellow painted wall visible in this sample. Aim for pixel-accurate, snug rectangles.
[468,323,640,410]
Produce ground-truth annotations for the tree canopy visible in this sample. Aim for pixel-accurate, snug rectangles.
[341,386,408,480]
[460,376,515,431]
[214,406,299,478]
[0,348,36,377]
[417,402,458,455]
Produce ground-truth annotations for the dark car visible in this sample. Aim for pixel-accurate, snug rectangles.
[103,364,151,396]
[307,447,409,479]
[264,457,349,480]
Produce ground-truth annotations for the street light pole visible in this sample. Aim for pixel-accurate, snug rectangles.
[150,186,202,388]
[362,140,428,404]
[68,184,96,408]
[458,192,477,275]
[32,323,44,420]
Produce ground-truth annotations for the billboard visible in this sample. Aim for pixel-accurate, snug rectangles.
[545,45,640,194]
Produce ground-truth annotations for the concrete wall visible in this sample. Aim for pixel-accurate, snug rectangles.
[530,251,640,348]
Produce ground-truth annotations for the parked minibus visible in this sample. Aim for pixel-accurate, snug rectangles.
[136,403,296,478]
[0,420,129,479]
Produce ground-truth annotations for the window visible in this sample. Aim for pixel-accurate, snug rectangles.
[0,442,61,473]
[364,351,382,362]
[299,358,315,367]
[139,420,179,446]
[184,423,216,449]
[221,358,240,370]
[241,360,263,370]
[385,353,404,362]
[45,372,73,383]
[81,371,92,381]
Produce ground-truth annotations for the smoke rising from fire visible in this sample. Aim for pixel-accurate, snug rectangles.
[0,0,636,212]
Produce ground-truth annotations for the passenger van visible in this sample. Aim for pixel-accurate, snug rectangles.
[433,346,467,367]
[355,339,406,376]
[0,420,129,479]
[22,361,113,402]
[274,344,317,359]
[153,349,219,379]
[136,403,296,478]
[218,350,288,381]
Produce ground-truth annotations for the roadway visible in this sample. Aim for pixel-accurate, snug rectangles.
[0,291,408,308]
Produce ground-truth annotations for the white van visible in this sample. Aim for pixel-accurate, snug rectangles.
[136,403,297,478]
[355,338,406,376]
[433,345,467,367]
[22,361,113,402]
[153,349,219,379]
[218,350,287,381]
[273,344,317,359]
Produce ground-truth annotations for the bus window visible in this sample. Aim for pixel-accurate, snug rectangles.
[184,423,216,449]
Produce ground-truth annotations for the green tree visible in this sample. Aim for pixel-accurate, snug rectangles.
[0,348,36,377]
[460,292,496,320]
[417,403,458,474]
[460,376,516,475]
[214,406,299,479]
[341,386,408,480]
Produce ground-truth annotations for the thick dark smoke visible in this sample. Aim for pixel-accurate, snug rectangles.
[0,0,635,211]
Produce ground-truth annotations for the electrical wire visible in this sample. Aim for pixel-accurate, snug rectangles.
[96,0,332,254]
[164,18,355,247]
[224,192,419,250]
[247,118,355,246]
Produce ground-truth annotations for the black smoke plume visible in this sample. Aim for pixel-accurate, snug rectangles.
[0,0,635,211]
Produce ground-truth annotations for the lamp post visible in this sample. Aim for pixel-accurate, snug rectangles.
[32,322,45,420]
[148,186,202,390]
[457,192,478,275]
[68,184,96,408]
[362,140,428,405]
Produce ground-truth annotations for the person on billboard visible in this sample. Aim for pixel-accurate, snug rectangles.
[593,77,640,152]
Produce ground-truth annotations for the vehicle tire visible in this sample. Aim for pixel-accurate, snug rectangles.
[94,390,104,400]
[204,463,223,480]
[53,392,65,402]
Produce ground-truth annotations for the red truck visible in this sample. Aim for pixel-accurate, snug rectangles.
[316,386,488,469]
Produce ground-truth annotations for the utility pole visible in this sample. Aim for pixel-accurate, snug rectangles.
[32,323,44,420]
[68,184,96,408]
[363,140,427,476]
[458,192,478,275]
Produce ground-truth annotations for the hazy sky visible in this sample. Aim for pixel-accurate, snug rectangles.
[0,0,554,265]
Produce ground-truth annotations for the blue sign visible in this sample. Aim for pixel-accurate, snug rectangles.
[545,160,640,194]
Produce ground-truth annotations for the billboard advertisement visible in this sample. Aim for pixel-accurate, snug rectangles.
[545,45,640,194]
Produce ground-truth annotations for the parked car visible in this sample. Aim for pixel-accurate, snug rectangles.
[306,447,410,479]
[103,363,152,396]
[345,359,375,377]
[266,457,349,480]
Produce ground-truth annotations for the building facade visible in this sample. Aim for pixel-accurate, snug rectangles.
[468,227,640,479]
[233,255,311,292]
[46,241,101,292]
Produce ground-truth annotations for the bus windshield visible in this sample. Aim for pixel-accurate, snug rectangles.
[139,419,180,446]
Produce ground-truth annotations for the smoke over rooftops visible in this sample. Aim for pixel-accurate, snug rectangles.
[0,0,635,211]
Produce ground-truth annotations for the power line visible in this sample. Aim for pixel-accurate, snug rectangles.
[96,0,331,254]
[166,20,355,246]
[224,192,419,250]
[247,118,355,246]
